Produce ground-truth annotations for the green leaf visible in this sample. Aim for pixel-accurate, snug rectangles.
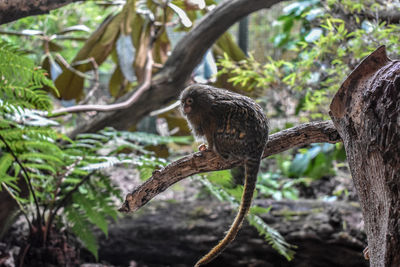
[248,214,295,261]
[74,195,109,236]
[67,206,99,260]
[206,170,232,187]
[0,153,13,177]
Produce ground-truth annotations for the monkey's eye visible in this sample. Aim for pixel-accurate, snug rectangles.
[185,97,193,105]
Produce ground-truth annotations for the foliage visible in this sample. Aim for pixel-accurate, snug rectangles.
[0,2,109,62]
[0,41,117,258]
[0,0,227,101]
[215,1,399,202]
[197,170,296,260]
[257,172,301,200]
[217,0,400,120]
[272,0,322,49]
[0,40,186,261]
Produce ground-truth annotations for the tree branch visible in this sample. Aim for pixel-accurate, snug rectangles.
[119,120,341,212]
[0,0,86,25]
[51,47,153,115]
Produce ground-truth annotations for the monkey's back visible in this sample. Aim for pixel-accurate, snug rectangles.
[205,86,269,160]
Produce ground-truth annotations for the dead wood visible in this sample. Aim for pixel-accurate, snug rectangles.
[99,199,367,267]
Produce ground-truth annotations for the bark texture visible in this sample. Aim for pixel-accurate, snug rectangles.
[330,46,400,266]
[99,199,367,267]
[119,121,341,212]
[0,0,84,25]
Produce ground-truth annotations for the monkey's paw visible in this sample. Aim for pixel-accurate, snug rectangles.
[198,144,208,151]
[363,246,369,260]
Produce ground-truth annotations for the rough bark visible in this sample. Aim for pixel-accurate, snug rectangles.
[0,0,85,25]
[98,199,367,267]
[330,46,400,266]
[119,121,341,212]
[69,0,287,137]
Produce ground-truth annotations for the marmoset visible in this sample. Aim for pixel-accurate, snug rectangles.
[180,84,269,266]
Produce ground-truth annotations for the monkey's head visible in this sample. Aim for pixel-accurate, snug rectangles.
[179,84,213,117]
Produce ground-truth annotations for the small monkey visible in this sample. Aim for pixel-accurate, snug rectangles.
[180,84,269,266]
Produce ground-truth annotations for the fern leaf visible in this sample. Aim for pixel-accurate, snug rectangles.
[24,163,57,174]
[247,214,295,261]
[19,152,64,165]
[0,153,13,176]
[74,195,109,237]
[197,175,295,260]
[66,206,99,260]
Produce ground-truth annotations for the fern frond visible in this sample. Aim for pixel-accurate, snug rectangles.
[25,163,57,174]
[100,127,193,146]
[16,140,62,154]
[74,195,108,236]
[0,153,13,175]
[19,152,64,165]
[66,206,99,260]
[81,156,129,171]
[3,106,56,126]
[196,175,295,260]
[247,214,295,261]
[0,40,56,93]
[0,84,52,111]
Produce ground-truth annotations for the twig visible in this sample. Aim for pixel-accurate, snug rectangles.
[119,120,341,212]
[18,243,30,267]
[51,25,157,116]
[0,134,42,230]
[53,55,101,105]
[55,54,96,81]
[74,58,100,105]
[149,100,180,116]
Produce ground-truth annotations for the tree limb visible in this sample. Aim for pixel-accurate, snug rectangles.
[119,120,341,213]
[0,0,86,25]
[51,47,154,115]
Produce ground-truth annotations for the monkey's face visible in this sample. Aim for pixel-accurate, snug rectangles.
[180,85,213,119]
[180,86,199,116]
[181,96,194,115]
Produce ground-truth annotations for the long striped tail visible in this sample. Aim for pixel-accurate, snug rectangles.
[195,158,261,266]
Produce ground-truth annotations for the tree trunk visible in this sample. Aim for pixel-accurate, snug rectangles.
[330,46,400,266]
[95,199,367,267]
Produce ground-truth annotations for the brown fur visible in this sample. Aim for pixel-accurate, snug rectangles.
[180,84,269,266]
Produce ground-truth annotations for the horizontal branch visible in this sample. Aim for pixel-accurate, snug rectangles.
[119,120,341,213]
[0,0,85,25]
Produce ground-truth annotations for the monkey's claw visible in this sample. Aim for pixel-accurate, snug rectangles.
[363,246,369,260]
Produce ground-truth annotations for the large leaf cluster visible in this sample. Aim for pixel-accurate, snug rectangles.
[218,0,400,120]
[0,40,187,259]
